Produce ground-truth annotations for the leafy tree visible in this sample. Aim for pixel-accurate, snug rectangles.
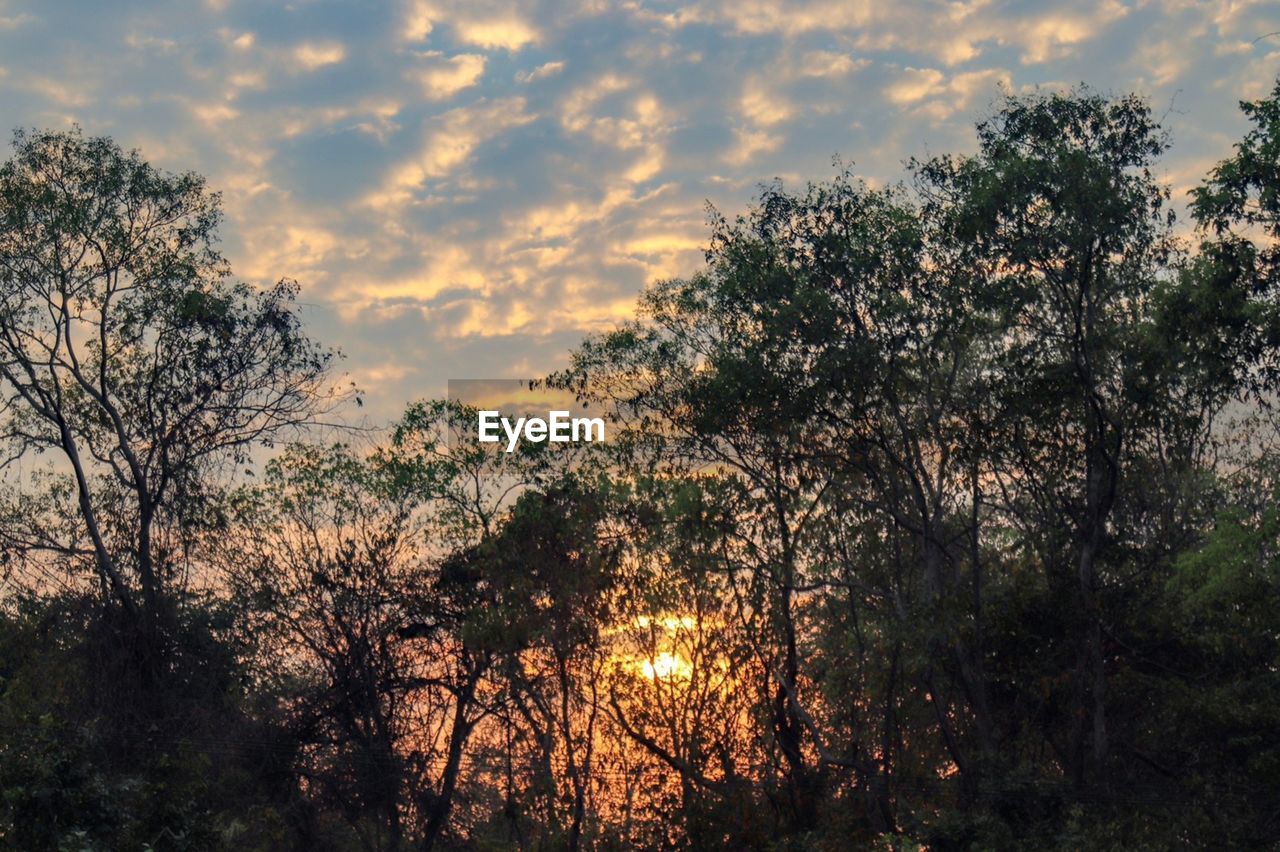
[442,475,623,851]
[0,128,338,635]
[4,82,1280,850]
[0,590,293,851]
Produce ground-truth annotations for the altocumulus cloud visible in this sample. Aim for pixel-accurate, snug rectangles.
[0,0,1277,422]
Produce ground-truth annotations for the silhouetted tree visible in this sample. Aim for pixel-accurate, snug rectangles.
[0,128,338,638]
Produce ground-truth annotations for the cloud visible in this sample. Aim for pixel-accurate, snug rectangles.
[456,18,538,50]
[558,74,672,164]
[0,10,32,30]
[696,0,879,37]
[19,76,93,108]
[657,0,1131,69]
[1012,2,1130,64]
[884,67,1010,120]
[412,52,487,99]
[292,41,346,71]
[366,97,534,207]
[725,127,783,165]
[797,51,868,78]
[401,1,538,49]
[403,0,435,41]
[740,79,793,126]
[0,0,1271,420]
[517,60,565,83]
[885,67,946,105]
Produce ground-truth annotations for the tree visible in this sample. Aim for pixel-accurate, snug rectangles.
[226,443,431,851]
[1189,78,1280,396]
[5,83,1280,850]
[553,167,1001,834]
[0,128,337,636]
[438,475,624,850]
[552,87,1280,845]
[914,89,1180,783]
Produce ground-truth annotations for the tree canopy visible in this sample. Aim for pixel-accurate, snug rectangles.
[3,84,1280,850]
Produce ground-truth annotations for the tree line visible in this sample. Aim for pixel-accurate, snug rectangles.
[1,83,1279,850]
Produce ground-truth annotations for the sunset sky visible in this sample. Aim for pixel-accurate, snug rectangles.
[1,0,1276,423]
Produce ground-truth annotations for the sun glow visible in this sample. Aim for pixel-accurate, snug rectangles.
[628,612,699,680]
[641,650,692,681]
[634,614,695,631]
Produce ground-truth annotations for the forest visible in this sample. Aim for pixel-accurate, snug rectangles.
[1,82,1279,850]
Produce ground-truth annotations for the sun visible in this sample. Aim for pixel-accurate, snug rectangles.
[641,651,692,681]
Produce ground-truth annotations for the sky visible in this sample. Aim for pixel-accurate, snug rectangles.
[0,0,1277,425]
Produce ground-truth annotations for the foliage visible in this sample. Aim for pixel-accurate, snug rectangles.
[4,85,1280,851]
